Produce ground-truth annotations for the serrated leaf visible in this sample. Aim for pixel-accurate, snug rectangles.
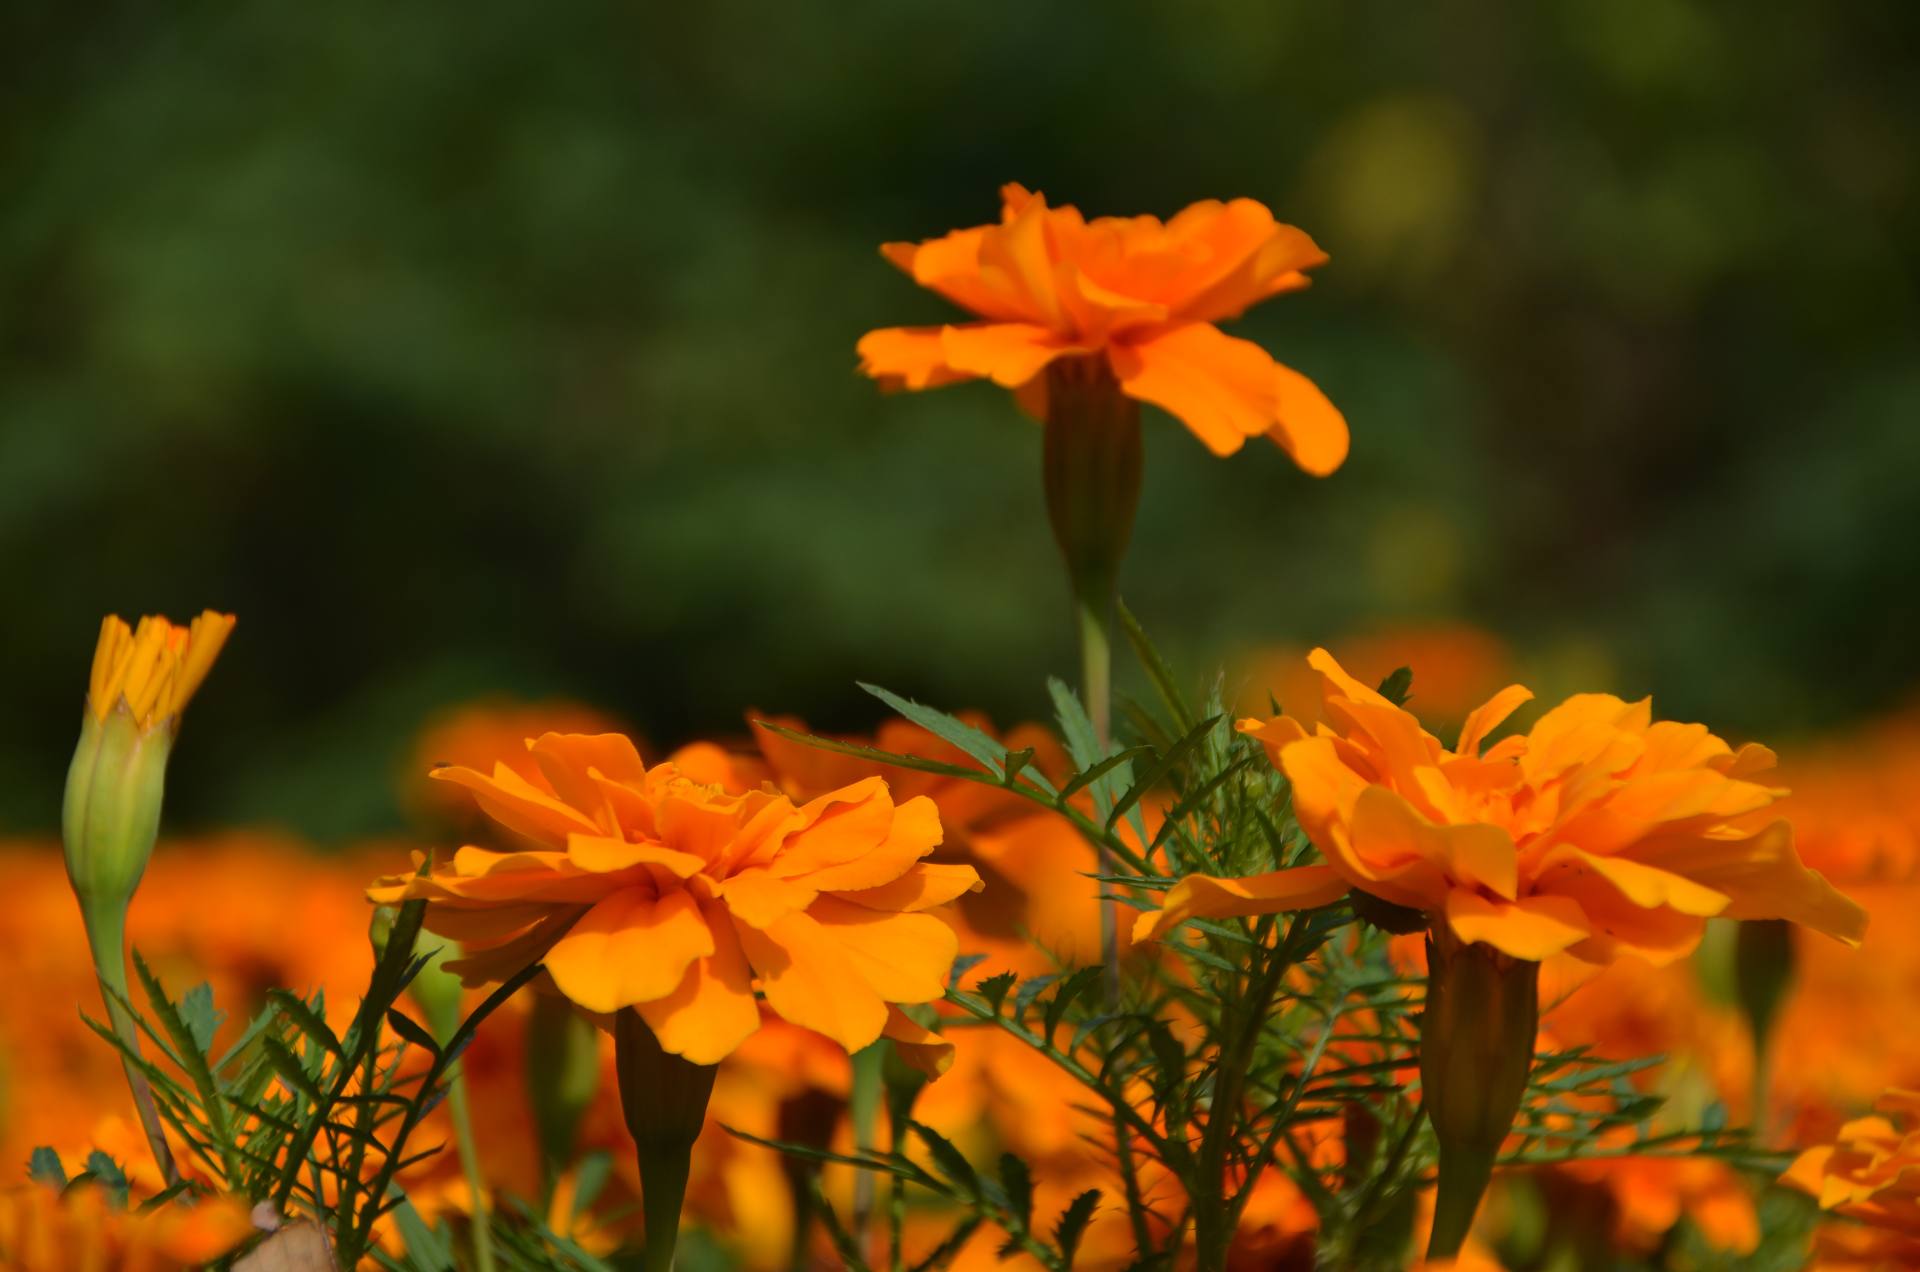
[387,1197,455,1271]
[1117,600,1193,732]
[1002,747,1037,789]
[1043,967,1103,1043]
[948,954,987,986]
[1376,666,1413,707]
[1053,1189,1101,1263]
[1106,714,1224,830]
[261,1036,322,1101]
[82,1151,129,1208]
[271,990,345,1059]
[1013,973,1060,1018]
[979,972,1017,1014]
[861,683,1058,794]
[911,1123,979,1198]
[997,1152,1033,1230]
[27,1146,65,1188]
[179,982,225,1053]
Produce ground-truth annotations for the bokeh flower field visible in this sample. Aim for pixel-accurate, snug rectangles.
[4,8,1918,1269]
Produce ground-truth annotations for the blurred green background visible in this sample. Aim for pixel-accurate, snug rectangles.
[3,1,1916,841]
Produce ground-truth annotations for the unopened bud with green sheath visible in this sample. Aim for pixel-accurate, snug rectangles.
[60,611,235,1189]
[616,1010,718,1272]
[1421,924,1540,1259]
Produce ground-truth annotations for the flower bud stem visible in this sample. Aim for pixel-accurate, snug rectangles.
[1042,354,1142,1004]
[616,1011,718,1272]
[1420,930,1539,1259]
[80,903,181,1188]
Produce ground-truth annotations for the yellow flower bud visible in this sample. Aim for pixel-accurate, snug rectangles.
[60,611,233,1189]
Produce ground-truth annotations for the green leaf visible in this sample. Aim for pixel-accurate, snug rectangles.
[384,1008,442,1058]
[1002,747,1037,789]
[753,723,994,785]
[1048,678,1131,819]
[1057,746,1154,804]
[1376,666,1413,707]
[979,972,1017,1014]
[948,954,987,986]
[1042,967,1103,1044]
[1117,599,1193,732]
[261,1036,323,1101]
[1013,973,1060,1019]
[27,1146,65,1189]
[911,1123,979,1198]
[998,1153,1033,1231]
[388,1195,456,1270]
[1053,1189,1101,1263]
[82,1151,129,1209]
[908,1216,985,1272]
[179,982,226,1053]
[1107,714,1224,829]
[861,683,1057,793]
[271,989,345,1059]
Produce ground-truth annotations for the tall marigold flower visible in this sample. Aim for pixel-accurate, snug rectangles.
[860,185,1345,980]
[858,183,1348,470]
[368,732,979,1269]
[1134,648,1866,1257]
[62,611,234,1189]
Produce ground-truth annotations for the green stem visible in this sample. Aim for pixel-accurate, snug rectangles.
[640,1147,692,1272]
[1193,952,1284,1272]
[82,904,180,1187]
[1076,584,1121,1001]
[1427,1146,1496,1259]
[447,1065,496,1272]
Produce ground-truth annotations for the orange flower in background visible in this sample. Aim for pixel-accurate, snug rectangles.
[405,697,624,826]
[0,1182,252,1271]
[369,732,981,1065]
[1139,648,1866,963]
[1785,1088,1920,1266]
[858,184,1348,472]
[1235,624,1513,727]
[84,611,235,733]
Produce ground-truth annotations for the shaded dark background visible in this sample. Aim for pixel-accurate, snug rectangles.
[3,2,1916,841]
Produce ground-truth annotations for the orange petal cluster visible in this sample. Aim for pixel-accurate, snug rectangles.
[858,184,1348,471]
[85,612,235,732]
[368,732,981,1066]
[1785,1088,1920,1251]
[1137,648,1865,963]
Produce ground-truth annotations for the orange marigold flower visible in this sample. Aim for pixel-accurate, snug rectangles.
[84,611,235,733]
[368,732,982,1066]
[1138,647,1866,962]
[858,184,1348,472]
[1785,1089,1920,1240]
[0,1182,252,1270]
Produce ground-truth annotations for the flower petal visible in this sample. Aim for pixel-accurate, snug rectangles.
[1132,865,1349,943]
[807,896,958,1003]
[831,861,983,912]
[635,899,761,1064]
[938,323,1080,388]
[1443,890,1591,961]
[856,326,976,391]
[544,888,715,1013]
[1110,322,1279,456]
[733,911,889,1051]
[430,763,603,846]
[881,1006,954,1078]
[1268,358,1349,476]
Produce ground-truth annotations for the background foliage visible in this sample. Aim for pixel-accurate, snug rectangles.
[2,0,1916,838]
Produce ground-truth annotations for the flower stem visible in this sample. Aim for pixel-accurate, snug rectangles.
[81,902,180,1188]
[616,1012,717,1272]
[1076,584,1121,997]
[446,1064,495,1272]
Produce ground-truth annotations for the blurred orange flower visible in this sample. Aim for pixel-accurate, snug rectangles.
[405,697,624,826]
[1785,1088,1920,1264]
[858,184,1347,471]
[0,1182,252,1271]
[1139,648,1865,963]
[369,732,981,1064]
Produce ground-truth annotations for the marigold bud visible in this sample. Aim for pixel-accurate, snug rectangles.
[1041,354,1143,609]
[61,611,234,1191]
[1420,926,1540,1259]
[615,1010,717,1272]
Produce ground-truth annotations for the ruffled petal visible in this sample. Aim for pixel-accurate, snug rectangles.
[856,326,977,391]
[544,888,716,1013]
[733,911,889,1052]
[1444,890,1591,961]
[1268,358,1349,476]
[635,899,761,1064]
